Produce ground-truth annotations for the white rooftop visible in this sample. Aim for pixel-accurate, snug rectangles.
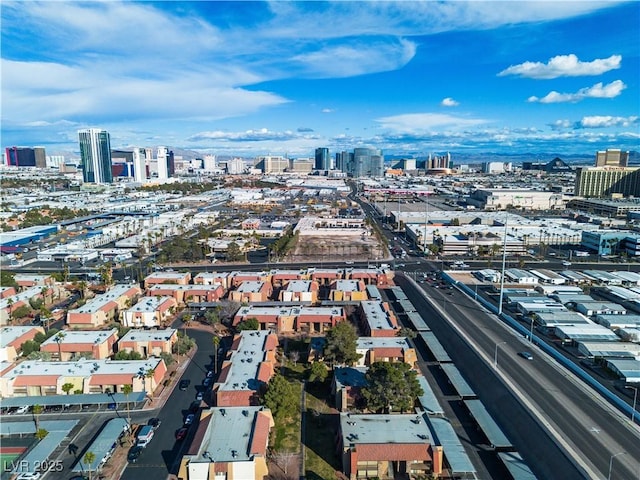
[119,328,177,343]
[0,326,42,348]
[40,329,117,347]
[2,358,161,378]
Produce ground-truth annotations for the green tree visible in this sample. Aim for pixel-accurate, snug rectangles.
[11,305,31,322]
[32,404,43,431]
[307,362,328,384]
[203,309,220,326]
[0,270,18,288]
[182,313,193,335]
[396,327,417,340]
[83,451,96,480]
[20,340,40,356]
[159,351,175,366]
[62,382,75,395]
[324,322,361,367]
[361,361,423,413]
[236,317,259,331]
[35,428,49,440]
[226,241,243,261]
[262,374,297,421]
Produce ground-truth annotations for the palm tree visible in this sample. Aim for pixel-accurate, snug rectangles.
[122,384,133,439]
[62,382,74,395]
[54,332,66,361]
[32,404,43,431]
[213,335,220,372]
[83,451,96,480]
[35,428,49,441]
[182,313,192,336]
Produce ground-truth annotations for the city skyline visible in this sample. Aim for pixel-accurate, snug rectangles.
[2,1,639,158]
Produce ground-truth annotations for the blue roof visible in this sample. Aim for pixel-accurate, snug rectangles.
[428,417,476,475]
[419,332,451,363]
[464,399,512,449]
[498,452,538,480]
[0,392,146,407]
[416,375,444,416]
[72,418,129,473]
[441,364,476,398]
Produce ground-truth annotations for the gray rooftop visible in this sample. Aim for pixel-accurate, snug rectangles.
[72,418,129,472]
[427,416,476,475]
[419,332,451,363]
[440,364,476,398]
[188,406,270,463]
[334,366,368,389]
[340,413,432,445]
[416,375,444,416]
[498,452,538,480]
[361,301,397,332]
[464,399,512,449]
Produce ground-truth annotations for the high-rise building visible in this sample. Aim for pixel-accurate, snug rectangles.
[289,158,314,173]
[575,166,640,198]
[595,149,629,167]
[157,146,169,180]
[133,148,147,183]
[78,129,113,184]
[227,158,246,175]
[254,155,288,173]
[5,147,46,168]
[351,148,384,178]
[315,147,330,171]
[336,151,353,174]
[426,153,451,170]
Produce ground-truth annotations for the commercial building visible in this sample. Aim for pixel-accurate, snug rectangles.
[574,166,640,198]
[254,155,288,174]
[78,128,113,184]
[4,147,46,168]
[596,148,629,167]
[467,188,564,211]
[178,406,274,480]
[315,147,331,171]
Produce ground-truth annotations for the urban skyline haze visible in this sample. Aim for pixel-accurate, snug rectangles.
[1,1,639,158]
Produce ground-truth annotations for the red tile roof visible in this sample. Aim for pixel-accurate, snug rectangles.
[249,411,271,455]
[355,443,431,461]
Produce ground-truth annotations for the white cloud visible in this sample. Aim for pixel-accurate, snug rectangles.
[441,98,459,107]
[187,128,319,143]
[375,113,487,133]
[528,80,626,103]
[548,119,572,130]
[578,115,639,128]
[321,109,334,114]
[498,54,622,79]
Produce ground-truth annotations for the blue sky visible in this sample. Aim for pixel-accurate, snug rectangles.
[2,1,639,159]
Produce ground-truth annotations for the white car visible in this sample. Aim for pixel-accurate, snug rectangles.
[562,260,572,266]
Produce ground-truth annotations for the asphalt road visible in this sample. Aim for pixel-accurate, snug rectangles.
[120,329,217,479]
[395,275,640,480]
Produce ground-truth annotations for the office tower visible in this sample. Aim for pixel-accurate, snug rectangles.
[352,147,384,178]
[336,151,352,173]
[46,155,65,169]
[78,129,113,184]
[315,147,330,171]
[157,146,168,180]
[575,166,640,198]
[133,148,147,183]
[203,155,217,172]
[4,147,46,167]
[595,149,629,167]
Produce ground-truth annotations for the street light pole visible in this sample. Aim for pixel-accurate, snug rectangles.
[497,212,509,316]
[627,386,638,423]
[494,341,507,368]
[608,452,625,480]
[529,316,535,344]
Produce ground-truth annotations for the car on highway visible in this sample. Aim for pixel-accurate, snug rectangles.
[175,427,188,441]
[127,445,143,463]
[179,379,190,391]
[184,413,195,425]
[562,260,572,266]
[518,351,534,360]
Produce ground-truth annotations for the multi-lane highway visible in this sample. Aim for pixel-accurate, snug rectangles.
[396,274,640,480]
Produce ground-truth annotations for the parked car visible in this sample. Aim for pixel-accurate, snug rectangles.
[195,392,204,401]
[127,446,143,463]
[206,371,214,378]
[16,473,41,480]
[203,378,212,387]
[184,413,195,425]
[179,379,190,391]
[175,427,188,441]
[147,417,161,429]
